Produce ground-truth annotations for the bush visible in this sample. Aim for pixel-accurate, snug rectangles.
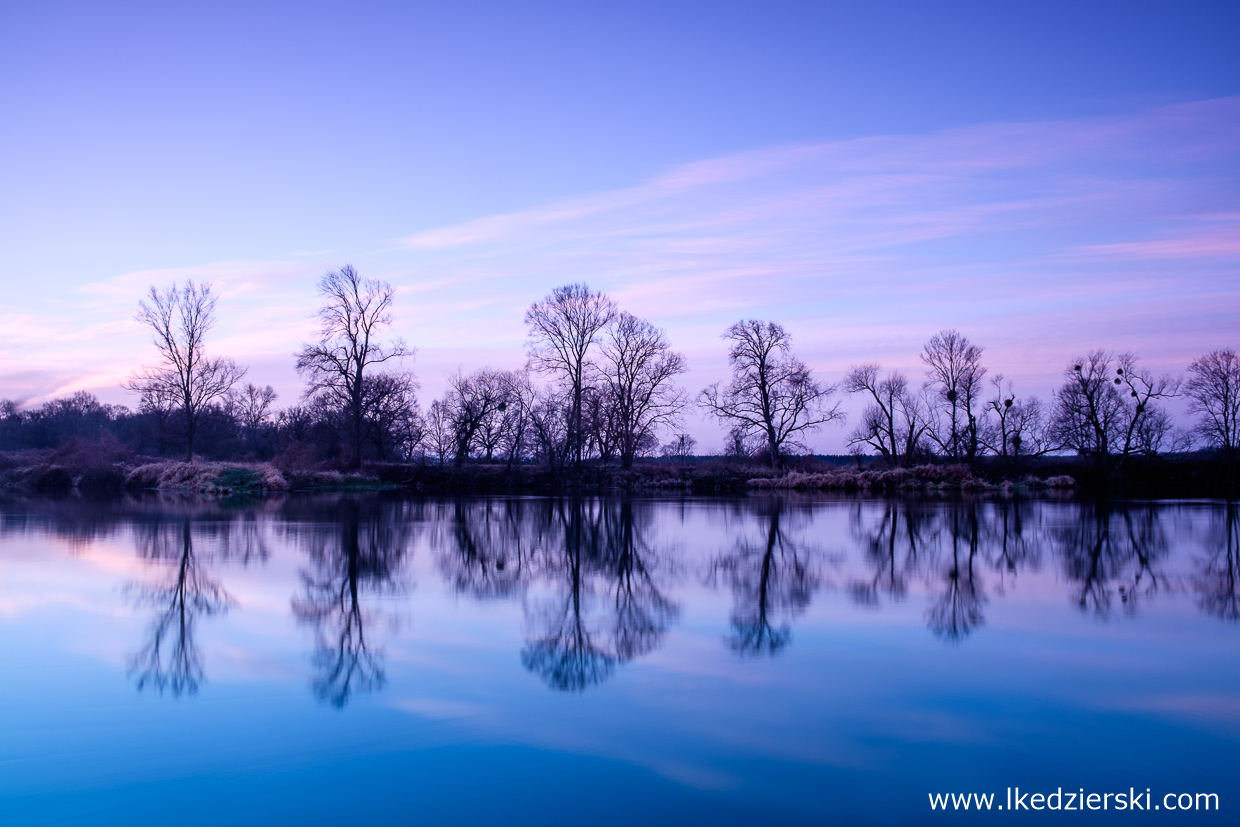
[273,440,317,472]
[31,465,73,493]
[77,464,127,494]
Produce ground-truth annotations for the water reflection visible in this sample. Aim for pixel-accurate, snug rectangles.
[847,502,997,641]
[520,499,679,690]
[3,494,1238,826]
[432,498,679,691]
[1194,502,1240,620]
[925,505,987,641]
[1053,502,1171,616]
[287,498,413,707]
[0,493,1236,706]
[708,500,822,656]
[433,499,542,600]
[848,502,926,606]
[127,517,233,696]
[518,501,619,691]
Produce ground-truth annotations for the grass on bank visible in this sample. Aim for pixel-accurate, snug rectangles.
[1,437,1235,497]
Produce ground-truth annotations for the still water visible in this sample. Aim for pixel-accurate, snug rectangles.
[0,494,1236,825]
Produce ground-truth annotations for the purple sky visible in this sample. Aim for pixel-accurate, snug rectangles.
[1,2,1237,451]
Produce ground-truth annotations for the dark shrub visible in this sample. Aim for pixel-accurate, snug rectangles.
[273,440,317,472]
[32,465,73,493]
[78,464,127,494]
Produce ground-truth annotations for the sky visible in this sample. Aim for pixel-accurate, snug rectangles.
[1,1,1237,451]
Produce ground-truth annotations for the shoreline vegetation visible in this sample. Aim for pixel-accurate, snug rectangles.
[1,440,1235,499]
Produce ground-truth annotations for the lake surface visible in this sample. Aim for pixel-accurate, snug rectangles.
[0,493,1236,825]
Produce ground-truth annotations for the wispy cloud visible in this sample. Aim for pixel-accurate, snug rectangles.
[389,99,1239,389]
[0,259,325,407]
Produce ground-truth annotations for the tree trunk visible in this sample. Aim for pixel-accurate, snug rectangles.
[184,406,195,462]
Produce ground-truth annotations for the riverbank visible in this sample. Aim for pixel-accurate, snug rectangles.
[1,442,1234,498]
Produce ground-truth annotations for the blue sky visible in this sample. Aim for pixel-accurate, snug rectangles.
[1,1,1237,450]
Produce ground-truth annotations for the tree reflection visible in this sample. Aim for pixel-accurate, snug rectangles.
[708,499,819,656]
[430,497,679,692]
[1046,500,1170,617]
[847,500,1052,642]
[988,500,1041,576]
[926,504,986,641]
[520,501,617,691]
[213,510,270,564]
[1193,503,1240,621]
[848,501,930,606]
[519,499,679,691]
[433,499,542,600]
[127,518,232,696]
[1053,502,1169,617]
[290,498,411,707]
[603,500,679,660]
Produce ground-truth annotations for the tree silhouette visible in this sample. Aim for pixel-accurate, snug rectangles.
[700,320,842,468]
[525,284,617,467]
[708,500,819,656]
[921,330,987,464]
[1185,349,1240,475]
[517,499,679,691]
[296,265,413,467]
[127,518,232,696]
[1192,503,1240,621]
[926,504,987,641]
[290,498,411,707]
[1052,351,1180,476]
[1052,502,1169,617]
[843,364,931,467]
[126,281,246,461]
[595,312,688,468]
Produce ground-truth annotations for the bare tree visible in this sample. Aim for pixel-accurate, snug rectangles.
[528,387,572,471]
[843,364,930,467]
[1113,353,1181,463]
[581,385,622,463]
[423,400,455,466]
[361,372,422,460]
[1052,350,1179,472]
[980,375,1055,459]
[1186,348,1240,471]
[921,330,986,462]
[660,433,697,465]
[444,368,515,465]
[722,425,755,460]
[229,383,277,454]
[497,369,538,468]
[126,281,246,461]
[596,312,688,468]
[296,265,412,467]
[700,320,842,468]
[525,283,617,466]
[1051,351,1124,463]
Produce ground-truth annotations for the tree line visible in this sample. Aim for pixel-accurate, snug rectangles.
[1,265,1237,476]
